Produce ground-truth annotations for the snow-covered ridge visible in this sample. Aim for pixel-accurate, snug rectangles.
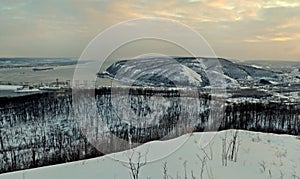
[1,130,299,179]
[98,57,281,88]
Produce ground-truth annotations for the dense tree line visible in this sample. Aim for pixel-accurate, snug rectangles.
[0,92,101,173]
[0,88,299,173]
[220,101,300,135]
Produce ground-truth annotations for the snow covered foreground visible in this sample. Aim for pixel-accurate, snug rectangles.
[1,130,300,179]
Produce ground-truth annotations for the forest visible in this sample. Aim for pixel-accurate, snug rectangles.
[0,88,299,173]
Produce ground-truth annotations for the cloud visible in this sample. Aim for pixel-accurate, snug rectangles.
[262,0,300,8]
[0,0,299,60]
[103,0,264,24]
[244,33,300,42]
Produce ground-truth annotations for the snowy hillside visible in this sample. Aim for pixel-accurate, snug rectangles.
[98,57,281,88]
[99,57,207,88]
[98,57,300,103]
[1,130,300,179]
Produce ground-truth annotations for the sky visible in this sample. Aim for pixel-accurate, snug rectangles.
[0,0,300,61]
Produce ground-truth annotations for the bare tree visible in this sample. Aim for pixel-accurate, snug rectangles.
[119,149,148,179]
[183,161,187,179]
[195,140,214,179]
[191,170,196,179]
[196,154,207,179]
[163,162,168,179]
[221,130,240,166]
[280,171,284,179]
[229,130,240,162]
[200,142,213,161]
[221,132,228,166]
[259,161,266,173]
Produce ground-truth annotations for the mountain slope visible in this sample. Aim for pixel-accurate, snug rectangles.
[98,57,280,88]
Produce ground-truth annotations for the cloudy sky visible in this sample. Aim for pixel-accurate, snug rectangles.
[0,0,299,61]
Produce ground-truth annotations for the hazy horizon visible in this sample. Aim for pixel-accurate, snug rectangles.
[0,0,300,61]
[0,56,299,63]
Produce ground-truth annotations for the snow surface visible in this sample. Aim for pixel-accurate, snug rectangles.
[0,85,22,90]
[1,130,300,179]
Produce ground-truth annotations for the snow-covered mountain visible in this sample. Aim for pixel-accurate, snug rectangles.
[98,57,281,88]
[99,57,207,88]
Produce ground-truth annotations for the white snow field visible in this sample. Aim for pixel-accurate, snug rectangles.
[1,130,300,179]
[0,85,22,90]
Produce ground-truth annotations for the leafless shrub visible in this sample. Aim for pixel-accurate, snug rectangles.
[183,161,187,179]
[200,142,213,161]
[196,154,207,179]
[163,162,168,179]
[221,132,228,166]
[280,170,284,179]
[268,169,272,179]
[292,174,300,179]
[221,130,240,166]
[259,161,266,173]
[191,170,196,179]
[252,135,261,143]
[195,140,214,179]
[119,149,148,179]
